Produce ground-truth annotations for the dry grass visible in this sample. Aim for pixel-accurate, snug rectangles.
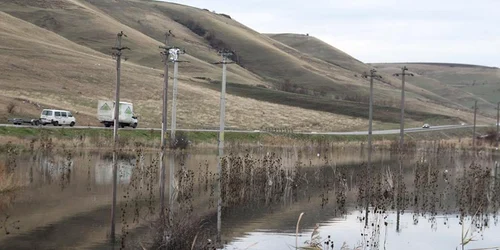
[0,162,21,194]
[0,0,494,132]
[0,9,370,131]
[271,34,495,125]
[374,63,500,117]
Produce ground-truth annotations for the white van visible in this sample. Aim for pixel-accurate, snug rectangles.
[40,109,76,127]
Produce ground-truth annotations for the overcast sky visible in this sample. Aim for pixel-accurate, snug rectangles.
[164,0,499,67]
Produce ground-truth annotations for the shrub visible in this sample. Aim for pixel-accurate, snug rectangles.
[183,20,206,37]
[170,131,190,150]
[218,13,232,19]
[6,102,16,114]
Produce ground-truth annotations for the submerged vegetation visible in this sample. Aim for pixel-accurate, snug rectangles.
[0,137,499,249]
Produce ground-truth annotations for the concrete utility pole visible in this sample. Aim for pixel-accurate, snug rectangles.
[214,49,234,244]
[473,100,478,151]
[497,102,499,145]
[392,66,413,232]
[110,31,129,243]
[393,66,414,152]
[158,32,172,219]
[169,47,186,147]
[362,69,382,227]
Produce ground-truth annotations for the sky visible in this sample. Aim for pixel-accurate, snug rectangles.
[164,0,500,67]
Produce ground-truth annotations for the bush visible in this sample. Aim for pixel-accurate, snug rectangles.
[170,131,190,150]
[6,102,16,114]
[183,20,206,37]
[148,212,217,250]
[218,13,232,19]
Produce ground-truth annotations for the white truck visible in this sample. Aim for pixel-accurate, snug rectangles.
[97,100,138,128]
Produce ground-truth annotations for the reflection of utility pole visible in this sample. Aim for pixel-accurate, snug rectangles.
[473,100,478,152]
[110,31,129,243]
[158,32,172,219]
[169,47,187,147]
[362,69,382,227]
[213,49,234,244]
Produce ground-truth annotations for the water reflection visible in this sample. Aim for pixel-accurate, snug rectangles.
[0,144,498,249]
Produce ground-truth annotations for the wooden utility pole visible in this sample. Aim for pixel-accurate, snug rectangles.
[214,50,234,244]
[362,69,382,227]
[110,31,129,243]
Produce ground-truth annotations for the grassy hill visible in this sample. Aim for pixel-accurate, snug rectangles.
[0,0,494,131]
[373,63,500,117]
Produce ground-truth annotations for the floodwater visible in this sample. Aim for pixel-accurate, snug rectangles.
[0,142,499,250]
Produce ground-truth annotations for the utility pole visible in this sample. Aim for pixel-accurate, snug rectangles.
[496,102,499,145]
[393,66,414,152]
[158,32,172,219]
[392,66,413,232]
[362,69,382,227]
[169,47,187,147]
[473,100,478,152]
[110,31,129,243]
[213,49,234,244]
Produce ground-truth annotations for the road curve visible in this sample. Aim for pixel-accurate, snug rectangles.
[0,123,489,136]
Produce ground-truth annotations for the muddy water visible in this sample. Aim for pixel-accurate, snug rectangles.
[0,144,499,250]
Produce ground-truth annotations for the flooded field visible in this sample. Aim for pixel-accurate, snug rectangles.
[0,142,499,250]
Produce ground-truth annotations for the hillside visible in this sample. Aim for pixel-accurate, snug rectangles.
[0,10,373,131]
[0,0,493,131]
[373,63,500,117]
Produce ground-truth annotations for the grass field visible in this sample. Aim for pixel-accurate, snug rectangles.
[0,126,494,151]
[197,81,457,125]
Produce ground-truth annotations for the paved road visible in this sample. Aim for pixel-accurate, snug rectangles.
[0,123,489,135]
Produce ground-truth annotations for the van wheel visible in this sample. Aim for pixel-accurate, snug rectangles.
[105,123,111,128]
[70,122,75,127]
[53,121,59,126]
[131,123,137,129]
[120,124,125,128]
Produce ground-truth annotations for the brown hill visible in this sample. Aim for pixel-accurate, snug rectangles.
[0,0,493,130]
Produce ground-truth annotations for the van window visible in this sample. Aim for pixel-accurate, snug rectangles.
[61,112,67,117]
[55,112,61,116]
[43,110,53,116]
[68,112,73,117]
